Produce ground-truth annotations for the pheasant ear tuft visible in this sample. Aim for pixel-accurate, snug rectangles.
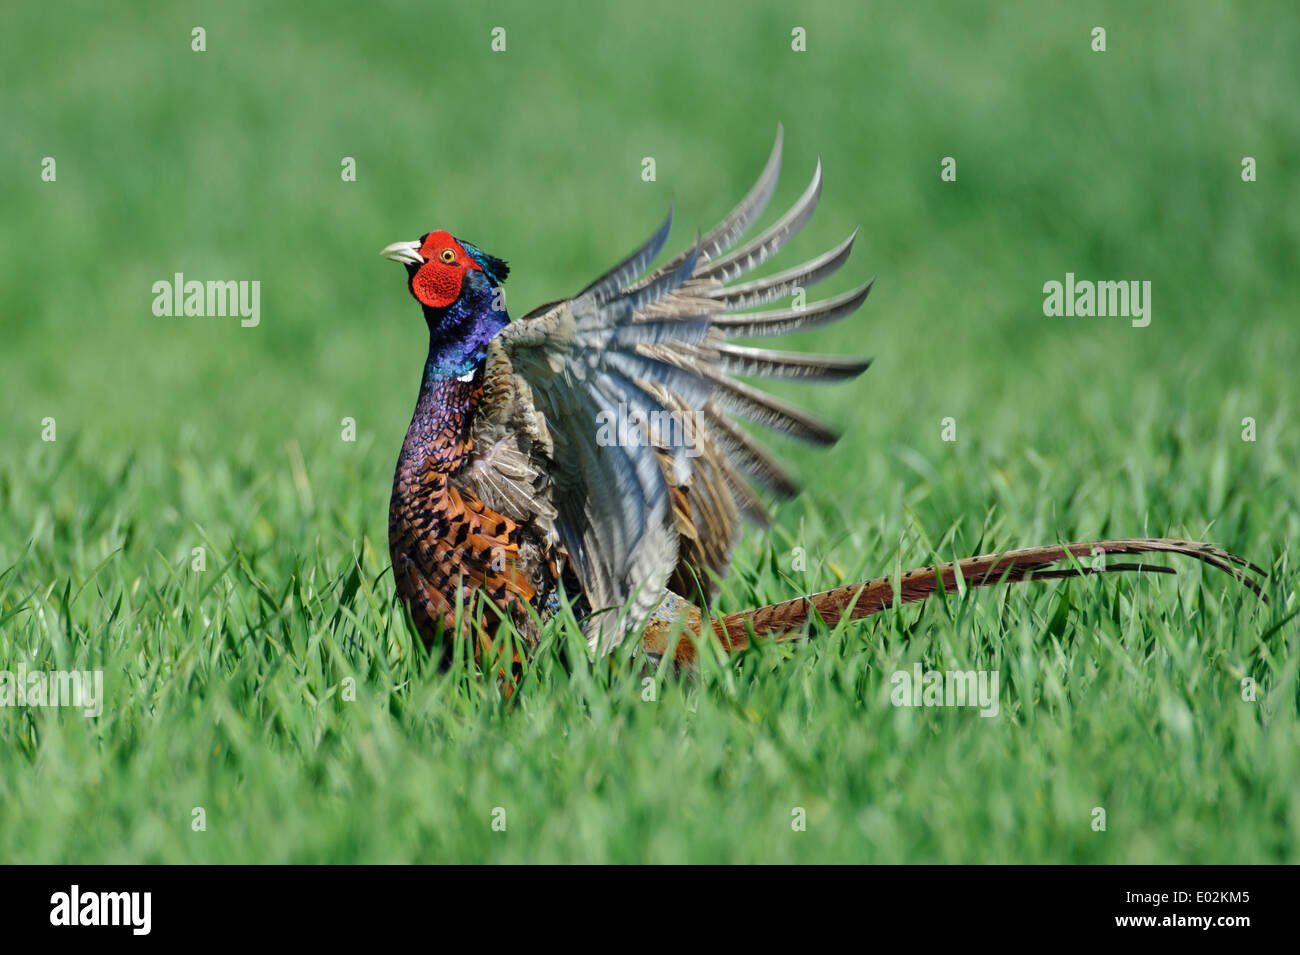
[459,240,510,285]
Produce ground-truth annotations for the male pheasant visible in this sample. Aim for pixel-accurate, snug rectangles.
[382,126,1264,670]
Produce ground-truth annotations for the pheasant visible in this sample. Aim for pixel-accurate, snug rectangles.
[381,126,1264,671]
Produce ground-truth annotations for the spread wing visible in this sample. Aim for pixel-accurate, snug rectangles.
[495,125,873,652]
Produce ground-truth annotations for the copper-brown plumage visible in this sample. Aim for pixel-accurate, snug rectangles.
[387,368,555,662]
[642,539,1267,667]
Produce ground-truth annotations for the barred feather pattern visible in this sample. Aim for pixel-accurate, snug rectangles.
[389,370,558,659]
[642,538,1268,666]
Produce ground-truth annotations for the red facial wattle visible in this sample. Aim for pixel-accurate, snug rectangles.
[409,231,483,309]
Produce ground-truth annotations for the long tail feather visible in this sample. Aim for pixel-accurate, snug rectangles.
[644,538,1267,666]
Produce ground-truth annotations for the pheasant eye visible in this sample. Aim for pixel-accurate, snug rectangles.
[440,249,457,264]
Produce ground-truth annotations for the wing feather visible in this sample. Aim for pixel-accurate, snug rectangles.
[497,128,872,648]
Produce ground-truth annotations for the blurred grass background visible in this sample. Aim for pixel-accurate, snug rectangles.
[0,0,1297,862]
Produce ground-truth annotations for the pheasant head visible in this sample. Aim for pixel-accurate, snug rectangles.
[382,230,511,379]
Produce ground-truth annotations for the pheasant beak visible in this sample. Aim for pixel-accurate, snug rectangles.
[381,240,424,266]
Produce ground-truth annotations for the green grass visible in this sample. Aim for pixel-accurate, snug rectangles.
[1,0,1297,862]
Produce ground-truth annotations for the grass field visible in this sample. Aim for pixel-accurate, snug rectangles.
[1,0,1297,863]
